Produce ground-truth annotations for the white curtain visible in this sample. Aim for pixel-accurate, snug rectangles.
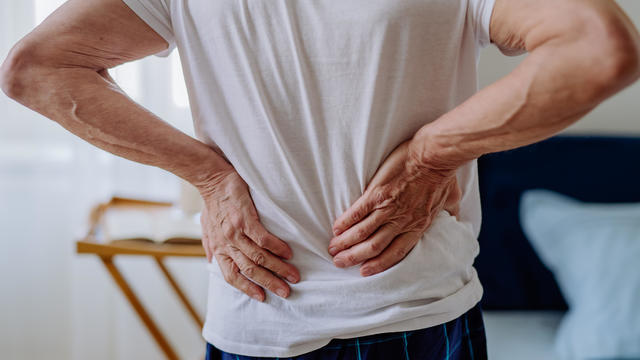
[1,1,208,359]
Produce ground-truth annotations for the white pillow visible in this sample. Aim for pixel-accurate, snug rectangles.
[519,189,640,360]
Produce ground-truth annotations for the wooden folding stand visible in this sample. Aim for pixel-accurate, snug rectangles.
[76,196,206,360]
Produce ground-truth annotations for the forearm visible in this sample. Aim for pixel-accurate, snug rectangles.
[2,59,234,193]
[408,2,640,175]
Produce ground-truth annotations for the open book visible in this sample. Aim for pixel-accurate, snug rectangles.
[101,205,202,244]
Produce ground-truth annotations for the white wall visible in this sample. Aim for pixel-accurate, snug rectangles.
[478,0,640,135]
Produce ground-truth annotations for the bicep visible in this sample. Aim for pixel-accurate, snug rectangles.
[17,0,170,70]
[487,0,559,55]
[488,0,637,55]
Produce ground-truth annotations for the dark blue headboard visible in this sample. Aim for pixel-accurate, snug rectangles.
[475,135,640,310]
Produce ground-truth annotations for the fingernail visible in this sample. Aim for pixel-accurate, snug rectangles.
[333,228,340,236]
[276,288,288,298]
[287,275,298,283]
[361,267,373,276]
[252,293,263,301]
[334,258,346,268]
[328,247,337,256]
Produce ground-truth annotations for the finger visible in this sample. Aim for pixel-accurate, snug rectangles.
[243,221,293,260]
[227,243,292,299]
[328,207,392,256]
[332,223,398,268]
[332,189,379,236]
[214,252,265,302]
[359,231,422,277]
[236,233,300,283]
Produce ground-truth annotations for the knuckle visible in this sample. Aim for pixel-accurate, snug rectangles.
[242,265,257,278]
[350,210,362,223]
[376,192,397,210]
[346,253,359,264]
[261,278,275,291]
[355,227,368,240]
[368,241,381,254]
[224,244,239,255]
[251,251,267,267]
[212,245,225,256]
[222,269,235,283]
[373,188,387,204]
[254,235,268,248]
[394,247,408,259]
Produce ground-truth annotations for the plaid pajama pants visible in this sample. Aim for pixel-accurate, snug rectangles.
[205,302,487,360]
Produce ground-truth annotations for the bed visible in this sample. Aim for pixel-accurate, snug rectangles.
[474,135,640,360]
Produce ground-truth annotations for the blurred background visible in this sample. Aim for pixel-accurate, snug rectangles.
[1,1,639,360]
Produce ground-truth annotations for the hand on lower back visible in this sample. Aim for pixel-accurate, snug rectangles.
[328,139,461,277]
[199,169,300,301]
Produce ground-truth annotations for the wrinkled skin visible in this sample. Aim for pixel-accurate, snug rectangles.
[200,170,300,302]
[328,139,461,277]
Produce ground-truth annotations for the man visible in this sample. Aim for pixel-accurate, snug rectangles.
[1,0,638,359]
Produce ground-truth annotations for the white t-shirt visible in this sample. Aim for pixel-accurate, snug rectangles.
[121,0,495,357]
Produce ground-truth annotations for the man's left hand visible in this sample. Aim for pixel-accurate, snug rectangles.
[328,138,461,276]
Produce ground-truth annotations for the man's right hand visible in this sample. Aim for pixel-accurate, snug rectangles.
[199,169,300,302]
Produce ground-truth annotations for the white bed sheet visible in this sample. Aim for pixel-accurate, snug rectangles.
[483,310,565,360]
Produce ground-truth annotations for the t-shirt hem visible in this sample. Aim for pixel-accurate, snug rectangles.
[202,276,483,358]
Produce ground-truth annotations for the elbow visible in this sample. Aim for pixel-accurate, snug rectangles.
[581,8,640,102]
[0,40,40,100]
[597,30,640,91]
[0,55,19,100]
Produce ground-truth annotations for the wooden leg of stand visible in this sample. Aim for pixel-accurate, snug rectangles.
[154,256,204,329]
[100,255,179,360]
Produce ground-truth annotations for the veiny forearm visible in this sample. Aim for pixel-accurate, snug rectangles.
[408,1,640,175]
[2,62,234,193]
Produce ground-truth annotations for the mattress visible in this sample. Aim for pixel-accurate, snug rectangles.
[483,310,565,360]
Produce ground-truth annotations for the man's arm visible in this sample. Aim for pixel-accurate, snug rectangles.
[328,0,640,276]
[0,0,234,192]
[0,0,301,301]
[407,0,640,174]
